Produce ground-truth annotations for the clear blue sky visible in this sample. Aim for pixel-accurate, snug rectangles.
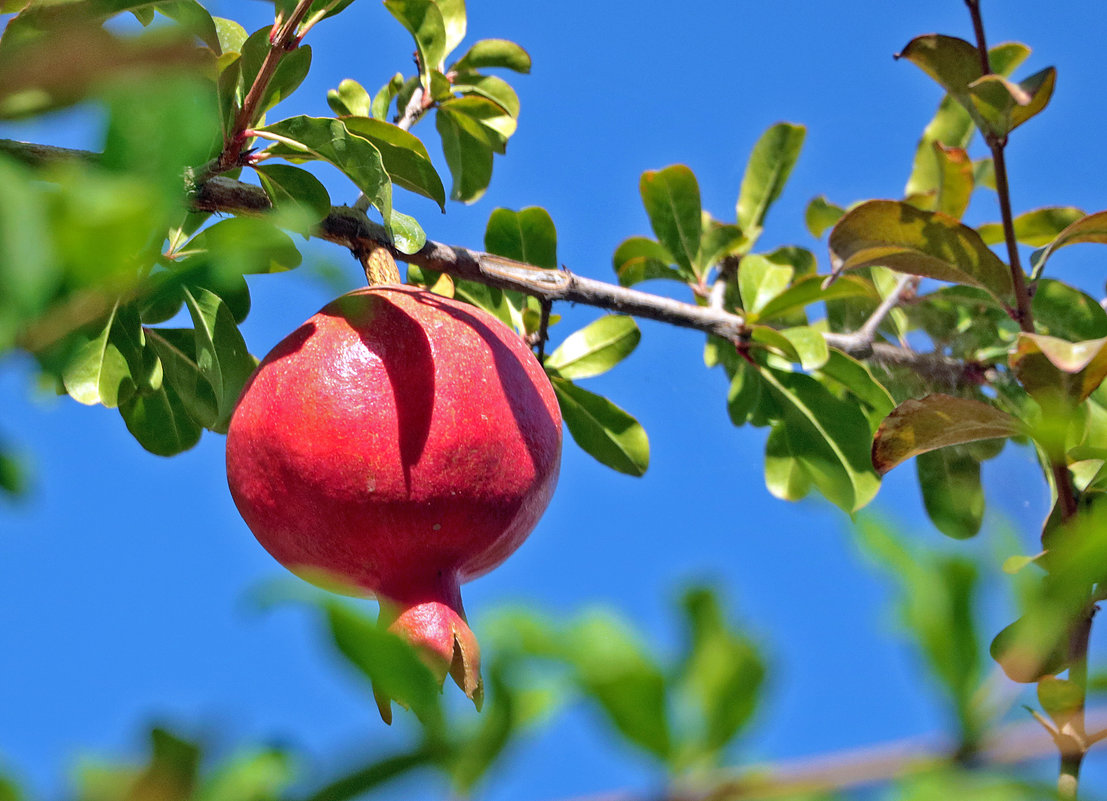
[4,2,1107,799]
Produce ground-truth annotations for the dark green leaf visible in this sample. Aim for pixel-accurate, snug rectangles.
[484,207,557,268]
[764,423,812,502]
[146,328,219,429]
[182,287,257,433]
[639,165,702,278]
[436,106,493,202]
[546,316,640,380]
[726,359,764,426]
[736,122,805,238]
[120,382,204,456]
[188,217,302,275]
[760,366,881,512]
[916,448,984,539]
[872,394,1023,475]
[1033,279,1107,341]
[812,350,896,432]
[238,30,312,116]
[450,38,531,73]
[340,116,446,209]
[0,444,27,498]
[254,163,332,224]
[552,377,649,476]
[828,200,1014,305]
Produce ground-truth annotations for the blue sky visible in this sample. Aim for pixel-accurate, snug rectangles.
[4,2,1107,799]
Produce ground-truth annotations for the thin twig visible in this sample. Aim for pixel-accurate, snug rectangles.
[830,273,918,358]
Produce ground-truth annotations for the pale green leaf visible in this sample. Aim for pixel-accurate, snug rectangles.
[736,122,805,237]
[546,316,640,380]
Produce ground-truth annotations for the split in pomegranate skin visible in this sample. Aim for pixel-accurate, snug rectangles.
[225,285,562,717]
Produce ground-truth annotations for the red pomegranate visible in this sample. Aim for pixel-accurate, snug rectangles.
[225,284,562,716]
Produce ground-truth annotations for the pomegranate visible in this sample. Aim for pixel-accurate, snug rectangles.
[225,284,562,717]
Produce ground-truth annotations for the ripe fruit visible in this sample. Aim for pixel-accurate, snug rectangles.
[226,285,562,716]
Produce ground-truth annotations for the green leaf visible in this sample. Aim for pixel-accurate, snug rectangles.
[239,30,311,116]
[736,122,805,237]
[676,587,764,762]
[872,394,1023,475]
[340,116,446,209]
[212,17,248,54]
[737,253,792,318]
[182,287,257,433]
[197,749,294,801]
[120,382,204,456]
[896,34,982,102]
[697,223,748,270]
[255,116,393,233]
[452,73,519,118]
[805,195,844,238]
[384,0,447,82]
[187,217,302,275]
[764,423,812,501]
[1010,333,1107,406]
[327,78,374,117]
[254,163,332,224]
[154,0,221,53]
[812,350,896,432]
[449,38,531,73]
[639,165,702,278]
[546,316,640,380]
[1031,210,1107,278]
[552,376,649,476]
[146,328,219,429]
[434,0,466,57]
[0,157,56,349]
[612,237,682,287]
[976,206,1085,247]
[484,207,557,268]
[62,304,144,408]
[324,601,444,728]
[1038,677,1084,729]
[1032,279,1107,341]
[565,612,671,760]
[760,366,881,513]
[438,95,515,150]
[447,661,516,793]
[436,104,494,202]
[371,72,405,121]
[929,143,973,219]
[966,67,1055,140]
[916,448,984,539]
[0,444,27,498]
[726,359,765,426]
[827,200,1014,305]
[991,616,1070,683]
[754,274,877,324]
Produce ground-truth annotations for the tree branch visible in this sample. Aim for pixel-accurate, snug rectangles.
[1,138,982,385]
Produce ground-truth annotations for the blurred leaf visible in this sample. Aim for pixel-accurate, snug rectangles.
[340,116,446,209]
[256,116,394,234]
[484,207,557,268]
[0,444,27,498]
[1032,279,1107,341]
[991,615,1070,683]
[448,662,516,793]
[1038,676,1083,730]
[197,749,294,801]
[805,195,844,238]
[736,122,805,238]
[738,253,792,318]
[384,0,446,82]
[187,217,302,275]
[324,601,444,728]
[828,200,1014,305]
[977,206,1085,247]
[254,163,332,224]
[0,157,56,349]
[639,165,702,278]
[872,394,1022,476]
[0,770,19,801]
[552,377,649,476]
[1031,210,1107,279]
[966,67,1055,140]
[565,612,671,760]
[612,237,682,287]
[916,448,984,539]
[182,287,257,433]
[760,366,881,513]
[436,105,493,202]
[675,586,764,763]
[546,316,640,380]
[450,38,531,73]
[1010,333,1107,406]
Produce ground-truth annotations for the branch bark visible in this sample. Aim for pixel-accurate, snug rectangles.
[2,137,980,385]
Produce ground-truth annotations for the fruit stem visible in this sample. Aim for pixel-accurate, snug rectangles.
[358,243,401,286]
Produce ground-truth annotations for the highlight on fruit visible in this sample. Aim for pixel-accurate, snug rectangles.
[225,284,562,719]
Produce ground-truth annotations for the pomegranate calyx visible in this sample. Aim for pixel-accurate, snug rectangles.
[385,599,484,712]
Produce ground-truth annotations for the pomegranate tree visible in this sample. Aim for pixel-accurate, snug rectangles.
[225,283,562,717]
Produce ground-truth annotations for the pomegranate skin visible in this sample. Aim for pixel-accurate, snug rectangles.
[226,285,561,710]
